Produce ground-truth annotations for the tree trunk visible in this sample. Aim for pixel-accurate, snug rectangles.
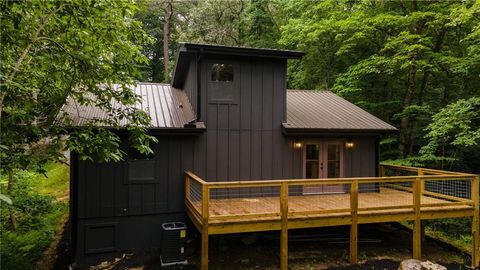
[162,1,173,82]
[399,57,417,157]
[408,28,446,156]
[7,171,17,230]
[408,70,429,155]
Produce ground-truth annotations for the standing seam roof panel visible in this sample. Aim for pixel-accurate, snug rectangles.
[61,83,194,129]
[285,90,396,131]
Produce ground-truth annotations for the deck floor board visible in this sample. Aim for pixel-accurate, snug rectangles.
[203,188,466,221]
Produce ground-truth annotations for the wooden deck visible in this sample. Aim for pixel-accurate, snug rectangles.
[185,164,479,270]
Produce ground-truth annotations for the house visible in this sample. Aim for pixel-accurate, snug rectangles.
[64,43,479,269]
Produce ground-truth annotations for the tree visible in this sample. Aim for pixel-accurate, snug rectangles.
[1,0,157,227]
[136,0,193,82]
[280,0,480,164]
[420,97,480,170]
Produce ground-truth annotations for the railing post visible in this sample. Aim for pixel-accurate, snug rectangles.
[201,184,210,270]
[472,176,479,268]
[280,182,289,270]
[350,180,358,265]
[413,176,422,260]
[418,169,425,241]
[418,169,425,194]
[379,164,385,177]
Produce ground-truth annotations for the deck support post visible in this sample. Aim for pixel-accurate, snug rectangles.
[413,174,422,260]
[280,183,289,270]
[201,184,210,270]
[418,169,426,242]
[350,180,359,265]
[472,176,479,268]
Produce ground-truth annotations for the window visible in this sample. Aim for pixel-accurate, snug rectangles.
[208,63,236,103]
[211,64,234,82]
[127,147,155,183]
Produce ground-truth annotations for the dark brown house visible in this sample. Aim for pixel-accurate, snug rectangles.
[64,43,398,266]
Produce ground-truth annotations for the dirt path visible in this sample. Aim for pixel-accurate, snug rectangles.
[36,215,71,270]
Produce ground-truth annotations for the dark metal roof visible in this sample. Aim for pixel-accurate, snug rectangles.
[180,43,305,58]
[61,83,195,129]
[284,90,397,134]
[61,84,396,134]
[172,43,304,88]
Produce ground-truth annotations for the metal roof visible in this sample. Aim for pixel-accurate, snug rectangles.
[179,43,304,58]
[61,83,195,129]
[284,90,397,134]
[61,84,396,134]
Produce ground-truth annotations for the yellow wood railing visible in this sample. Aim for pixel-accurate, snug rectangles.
[184,164,480,270]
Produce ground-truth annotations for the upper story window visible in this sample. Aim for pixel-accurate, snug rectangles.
[211,64,234,82]
[127,146,155,183]
[208,62,237,103]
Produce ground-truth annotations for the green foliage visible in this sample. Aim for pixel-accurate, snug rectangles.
[0,164,69,270]
[279,0,480,169]
[179,0,279,48]
[0,193,12,205]
[424,218,473,252]
[1,0,156,174]
[418,97,480,169]
[2,230,54,270]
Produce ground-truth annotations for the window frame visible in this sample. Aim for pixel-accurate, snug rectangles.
[125,147,156,184]
[206,61,239,104]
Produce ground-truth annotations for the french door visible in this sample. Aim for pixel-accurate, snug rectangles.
[303,141,344,194]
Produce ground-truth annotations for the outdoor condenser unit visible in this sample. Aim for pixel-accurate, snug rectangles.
[160,222,188,267]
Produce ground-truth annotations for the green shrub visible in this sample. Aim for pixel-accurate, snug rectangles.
[1,230,52,270]
[0,164,69,270]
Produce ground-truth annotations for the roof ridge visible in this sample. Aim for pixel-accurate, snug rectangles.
[287,89,332,93]
[137,82,170,86]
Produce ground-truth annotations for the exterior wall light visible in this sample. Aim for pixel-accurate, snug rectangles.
[294,140,303,149]
[345,139,354,149]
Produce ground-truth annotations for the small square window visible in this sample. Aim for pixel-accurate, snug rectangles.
[211,64,234,82]
[209,63,237,103]
[127,147,155,183]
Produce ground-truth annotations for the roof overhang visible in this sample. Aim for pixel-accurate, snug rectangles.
[64,126,206,136]
[172,43,304,88]
[282,125,398,137]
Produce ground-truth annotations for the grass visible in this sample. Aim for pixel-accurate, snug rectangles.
[33,162,70,199]
[400,219,472,254]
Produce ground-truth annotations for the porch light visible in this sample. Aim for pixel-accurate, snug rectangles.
[345,139,354,149]
[294,140,302,149]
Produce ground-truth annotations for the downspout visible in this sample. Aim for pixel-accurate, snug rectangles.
[196,50,203,121]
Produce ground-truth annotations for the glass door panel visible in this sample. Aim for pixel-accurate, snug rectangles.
[322,143,344,193]
[326,144,341,178]
[304,144,322,194]
[303,141,344,194]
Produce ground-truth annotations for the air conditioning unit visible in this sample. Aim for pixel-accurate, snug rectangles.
[160,222,188,267]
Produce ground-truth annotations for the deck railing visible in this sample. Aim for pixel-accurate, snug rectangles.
[185,164,477,223]
[185,164,479,270]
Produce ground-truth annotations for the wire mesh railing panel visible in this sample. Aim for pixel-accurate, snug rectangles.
[358,181,414,211]
[184,167,475,224]
[208,185,281,218]
[188,177,203,213]
[288,183,351,215]
[421,178,472,205]
[382,166,418,177]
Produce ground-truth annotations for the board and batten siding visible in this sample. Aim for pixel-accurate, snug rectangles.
[76,136,194,219]
[190,57,303,182]
[344,137,378,178]
[183,55,198,115]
